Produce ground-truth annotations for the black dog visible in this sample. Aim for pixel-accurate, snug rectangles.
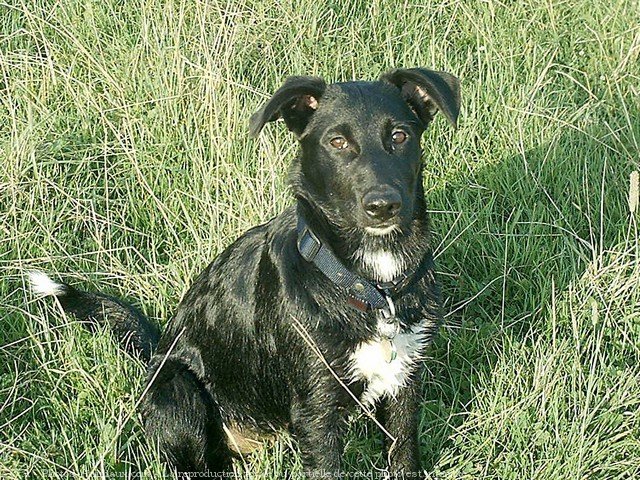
[30,67,460,478]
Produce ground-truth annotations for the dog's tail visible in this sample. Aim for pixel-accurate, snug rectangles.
[28,271,161,362]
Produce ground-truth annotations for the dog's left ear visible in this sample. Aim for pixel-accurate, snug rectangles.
[381,68,461,128]
[250,76,327,137]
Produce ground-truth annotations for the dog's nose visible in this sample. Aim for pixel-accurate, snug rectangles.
[362,187,402,222]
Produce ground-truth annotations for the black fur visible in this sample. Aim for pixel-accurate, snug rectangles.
[33,68,461,479]
[42,283,159,361]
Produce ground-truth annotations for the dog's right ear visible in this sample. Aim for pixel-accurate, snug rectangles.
[250,76,326,138]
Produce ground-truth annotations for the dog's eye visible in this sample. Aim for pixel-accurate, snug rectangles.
[330,137,349,150]
[391,131,408,144]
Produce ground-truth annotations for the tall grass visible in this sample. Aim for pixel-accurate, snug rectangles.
[1,0,639,478]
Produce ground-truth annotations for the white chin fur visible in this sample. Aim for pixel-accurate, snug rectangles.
[28,271,65,296]
[364,224,399,236]
[358,250,404,283]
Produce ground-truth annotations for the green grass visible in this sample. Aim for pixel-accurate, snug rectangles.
[1,0,639,478]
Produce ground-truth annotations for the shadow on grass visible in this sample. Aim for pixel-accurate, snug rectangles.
[415,103,638,471]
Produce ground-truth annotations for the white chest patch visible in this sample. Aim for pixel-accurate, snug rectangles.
[349,319,431,406]
[358,250,405,283]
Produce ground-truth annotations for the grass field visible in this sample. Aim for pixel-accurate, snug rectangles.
[1,0,639,478]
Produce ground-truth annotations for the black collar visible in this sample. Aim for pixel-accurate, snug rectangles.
[296,215,417,314]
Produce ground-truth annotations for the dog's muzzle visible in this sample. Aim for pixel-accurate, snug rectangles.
[361,185,402,223]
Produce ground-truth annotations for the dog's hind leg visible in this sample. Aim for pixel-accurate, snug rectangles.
[143,357,232,477]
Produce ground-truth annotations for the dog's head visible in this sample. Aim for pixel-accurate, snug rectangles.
[250,68,460,237]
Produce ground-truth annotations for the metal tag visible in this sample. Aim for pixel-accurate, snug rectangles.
[377,294,400,339]
[381,338,397,363]
[380,293,396,320]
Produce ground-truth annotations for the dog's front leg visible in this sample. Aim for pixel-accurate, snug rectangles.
[290,389,346,477]
[378,373,424,479]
